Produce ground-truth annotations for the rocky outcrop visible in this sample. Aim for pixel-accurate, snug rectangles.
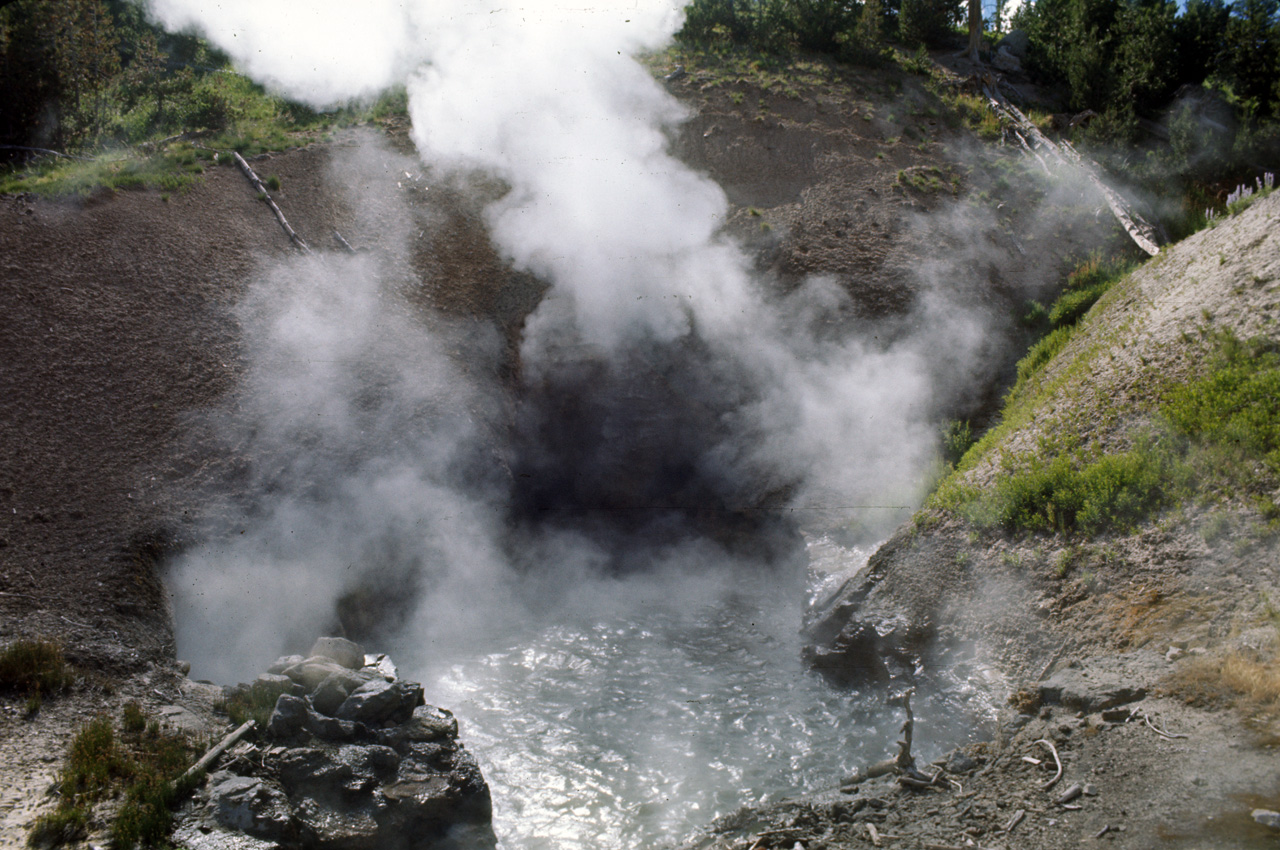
[176,638,495,850]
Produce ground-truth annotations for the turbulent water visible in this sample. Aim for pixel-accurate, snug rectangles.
[415,536,1000,850]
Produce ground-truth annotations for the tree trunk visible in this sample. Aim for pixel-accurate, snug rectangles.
[967,0,983,61]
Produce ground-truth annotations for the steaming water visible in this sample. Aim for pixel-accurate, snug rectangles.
[417,536,998,850]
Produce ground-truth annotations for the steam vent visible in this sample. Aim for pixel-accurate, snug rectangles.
[173,637,495,850]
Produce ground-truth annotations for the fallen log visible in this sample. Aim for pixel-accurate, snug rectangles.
[232,152,311,255]
[980,74,1162,257]
[180,719,256,783]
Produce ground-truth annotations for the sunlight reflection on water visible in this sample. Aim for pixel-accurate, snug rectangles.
[421,536,996,850]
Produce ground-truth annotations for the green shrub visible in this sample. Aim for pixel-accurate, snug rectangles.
[941,419,976,466]
[1162,333,1280,483]
[27,805,89,848]
[122,702,146,734]
[971,438,1185,535]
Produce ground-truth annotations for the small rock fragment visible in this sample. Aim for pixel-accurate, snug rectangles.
[1253,809,1280,829]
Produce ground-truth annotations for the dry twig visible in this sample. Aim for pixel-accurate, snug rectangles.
[1035,738,1063,790]
[1141,712,1189,740]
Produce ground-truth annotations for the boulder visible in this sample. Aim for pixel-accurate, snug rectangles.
[996,28,1029,58]
[253,673,299,700]
[312,669,375,717]
[266,694,359,742]
[207,773,294,841]
[309,637,366,670]
[265,694,309,740]
[281,657,350,692]
[1039,667,1146,712]
[336,680,424,726]
[388,705,459,745]
[267,655,306,676]
[992,46,1022,73]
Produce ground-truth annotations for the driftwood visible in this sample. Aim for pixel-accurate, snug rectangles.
[180,719,256,782]
[979,74,1162,257]
[1002,808,1026,833]
[232,152,311,255]
[1034,738,1063,790]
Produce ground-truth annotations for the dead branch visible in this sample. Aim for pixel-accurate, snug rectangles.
[332,230,357,254]
[841,690,917,788]
[866,822,881,847]
[1002,809,1026,833]
[180,719,256,782]
[1141,712,1189,740]
[232,152,311,255]
[1035,739,1063,790]
[1093,824,1111,838]
[890,689,916,771]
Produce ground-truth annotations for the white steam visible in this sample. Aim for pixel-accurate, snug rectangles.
[150,0,976,677]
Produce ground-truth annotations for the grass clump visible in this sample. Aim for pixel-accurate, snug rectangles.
[28,710,202,849]
[0,639,74,700]
[218,677,292,730]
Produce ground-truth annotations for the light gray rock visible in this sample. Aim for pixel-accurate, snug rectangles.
[252,673,297,698]
[266,655,305,676]
[309,637,366,670]
[281,657,348,692]
[208,774,293,841]
[362,653,397,681]
[992,46,1022,72]
[336,679,424,726]
[1254,809,1280,829]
